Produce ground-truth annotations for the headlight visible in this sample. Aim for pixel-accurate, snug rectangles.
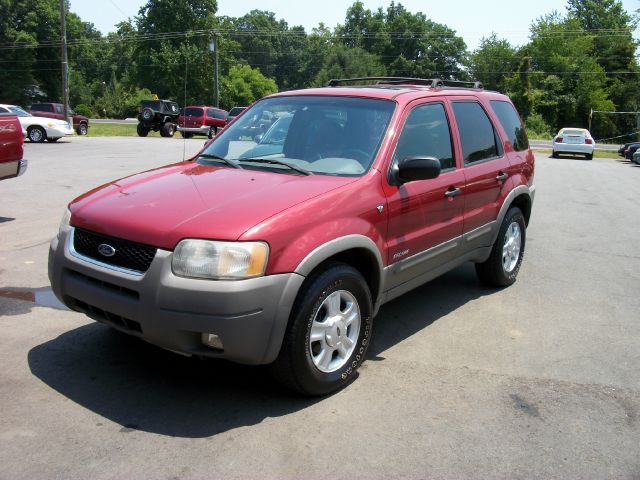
[172,240,269,280]
[57,208,71,239]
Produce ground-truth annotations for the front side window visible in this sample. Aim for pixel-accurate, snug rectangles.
[393,103,455,170]
[198,96,395,176]
[491,100,529,151]
[452,101,503,165]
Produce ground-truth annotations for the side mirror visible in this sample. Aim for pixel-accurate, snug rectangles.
[254,134,263,143]
[397,156,441,183]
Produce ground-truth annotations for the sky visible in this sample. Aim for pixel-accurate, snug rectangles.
[69,0,639,51]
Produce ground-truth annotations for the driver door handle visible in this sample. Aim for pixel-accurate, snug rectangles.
[496,172,509,181]
[444,187,461,198]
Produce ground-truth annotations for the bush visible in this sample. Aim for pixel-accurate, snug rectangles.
[525,113,553,140]
[73,103,96,118]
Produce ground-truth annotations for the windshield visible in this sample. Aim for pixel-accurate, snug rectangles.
[199,96,395,176]
[9,106,31,117]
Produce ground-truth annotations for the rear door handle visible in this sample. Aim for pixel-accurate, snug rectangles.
[444,187,461,198]
[496,172,508,181]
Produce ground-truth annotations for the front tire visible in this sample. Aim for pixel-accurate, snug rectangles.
[76,123,88,135]
[28,126,46,143]
[552,151,558,158]
[475,207,526,287]
[180,131,194,139]
[161,122,176,137]
[271,263,373,396]
[208,126,217,139]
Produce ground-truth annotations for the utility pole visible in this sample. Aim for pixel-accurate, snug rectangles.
[588,108,593,132]
[210,35,219,108]
[60,0,70,125]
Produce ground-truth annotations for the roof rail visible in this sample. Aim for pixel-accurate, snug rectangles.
[327,77,484,90]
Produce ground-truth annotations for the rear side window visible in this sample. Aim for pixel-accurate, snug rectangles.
[229,107,245,116]
[452,102,503,165]
[393,103,455,170]
[55,104,63,114]
[185,107,203,116]
[491,100,529,151]
[31,104,53,112]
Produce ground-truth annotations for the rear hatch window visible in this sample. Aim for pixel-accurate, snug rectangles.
[184,107,204,117]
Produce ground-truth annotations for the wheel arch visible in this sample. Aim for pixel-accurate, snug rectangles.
[490,185,535,245]
[294,235,384,309]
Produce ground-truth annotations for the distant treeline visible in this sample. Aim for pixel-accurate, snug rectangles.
[1,0,638,138]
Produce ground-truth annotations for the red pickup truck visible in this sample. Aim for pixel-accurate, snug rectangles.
[0,113,26,181]
[29,103,89,135]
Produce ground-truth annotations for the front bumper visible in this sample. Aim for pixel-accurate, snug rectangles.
[0,158,27,180]
[46,125,74,138]
[48,227,304,364]
[177,126,210,135]
[553,143,594,155]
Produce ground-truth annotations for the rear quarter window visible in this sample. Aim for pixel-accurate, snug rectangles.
[491,100,529,151]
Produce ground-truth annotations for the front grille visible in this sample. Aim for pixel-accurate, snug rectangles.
[73,228,157,273]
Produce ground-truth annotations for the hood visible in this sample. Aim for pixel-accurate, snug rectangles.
[69,162,356,249]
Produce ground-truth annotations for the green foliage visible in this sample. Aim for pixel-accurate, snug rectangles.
[1,0,639,137]
[73,103,96,118]
[220,65,278,109]
[525,113,553,138]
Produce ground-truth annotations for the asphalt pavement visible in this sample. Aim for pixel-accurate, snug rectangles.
[0,136,638,479]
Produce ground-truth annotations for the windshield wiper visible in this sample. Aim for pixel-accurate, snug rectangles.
[239,158,312,176]
[198,154,242,169]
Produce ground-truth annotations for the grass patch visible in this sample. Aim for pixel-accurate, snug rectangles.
[534,148,620,160]
[87,123,162,137]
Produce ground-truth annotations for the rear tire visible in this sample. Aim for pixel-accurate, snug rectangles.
[475,207,526,287]
[136,123,149,137]
[552,151,558,158]
[586,153,593,160]
[208,126,217,139]
[271,263,373,396]
[28,126,46,143]
[76,123,88,135]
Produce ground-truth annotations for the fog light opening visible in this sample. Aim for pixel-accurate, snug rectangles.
[201,333,224,351]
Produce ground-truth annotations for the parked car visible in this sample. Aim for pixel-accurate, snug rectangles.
[29,102,90,135]
[49,77,535,396]
[0,111,27,181]
[225,106,247,124]
[552,128,595,159]
[617,142,634,157]
[0,104,74,143]
[631,149,640,164]
[622,142,640,160]
[177,106,228,139]
[137,100,180,137]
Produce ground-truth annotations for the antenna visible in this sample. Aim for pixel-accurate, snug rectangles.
[182,56,188,162]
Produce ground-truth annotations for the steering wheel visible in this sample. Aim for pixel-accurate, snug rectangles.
[341,148,370,164]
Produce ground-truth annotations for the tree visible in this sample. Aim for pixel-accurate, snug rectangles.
[469,34,519,92]
[220,64,277,109]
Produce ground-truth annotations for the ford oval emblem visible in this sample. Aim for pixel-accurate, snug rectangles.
[98,244,116,257]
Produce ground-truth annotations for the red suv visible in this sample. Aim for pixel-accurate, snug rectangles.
[49,78,535,395]
[177,106,228,139]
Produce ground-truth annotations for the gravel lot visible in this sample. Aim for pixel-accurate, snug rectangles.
[1,137,639,479]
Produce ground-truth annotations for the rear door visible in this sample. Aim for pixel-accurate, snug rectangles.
[30,104,56,120]
[449,99,513,248]
[384,99,466,289]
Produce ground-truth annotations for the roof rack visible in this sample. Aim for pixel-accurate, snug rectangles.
[327,77,484,90]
